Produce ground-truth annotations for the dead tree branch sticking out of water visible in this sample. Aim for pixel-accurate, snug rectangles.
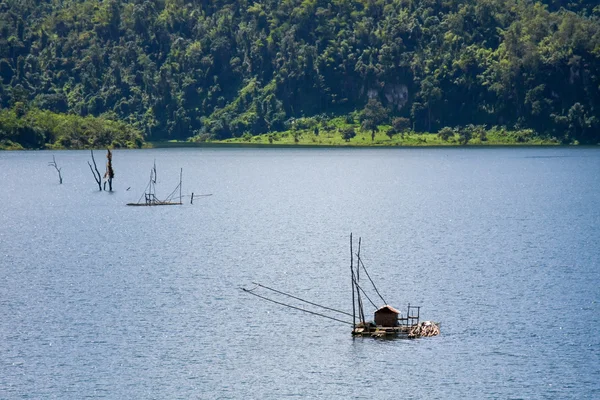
[88,150,102,191]
[48,155,62,184]
[103,149,114,191]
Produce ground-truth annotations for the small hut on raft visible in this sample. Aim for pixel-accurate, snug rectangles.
[349,234,440,338]
[374,305,401,327]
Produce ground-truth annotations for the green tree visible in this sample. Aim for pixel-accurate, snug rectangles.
[458,126,473,145]
[392,117,411,134]
[341,127,356,141]
[1,0,599,147]
[360,99,388,141]
[437,127,454,141]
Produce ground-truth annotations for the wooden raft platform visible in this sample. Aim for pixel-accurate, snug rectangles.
[352,321,441,338]
[126,201,181,206]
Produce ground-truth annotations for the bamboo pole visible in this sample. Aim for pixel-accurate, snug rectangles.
[252,282,353,317]
[352,279,377,309]
[357,237,365,324]
[241,287,352,325]
[350,233,356,331]
[357,256,387,305]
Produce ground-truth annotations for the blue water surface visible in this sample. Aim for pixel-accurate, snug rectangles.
[0,147,598,399]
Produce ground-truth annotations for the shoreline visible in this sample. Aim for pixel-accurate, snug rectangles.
[1,141,586,151]
[151,141,564,149]
[2,131,593,150]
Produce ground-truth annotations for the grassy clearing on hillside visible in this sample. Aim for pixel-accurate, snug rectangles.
[210,119,561,146]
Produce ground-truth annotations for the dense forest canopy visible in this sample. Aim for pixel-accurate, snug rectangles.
[1,0,599,148]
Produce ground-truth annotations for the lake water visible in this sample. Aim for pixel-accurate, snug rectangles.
[0,147,599,399]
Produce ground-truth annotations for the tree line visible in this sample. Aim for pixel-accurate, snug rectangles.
[0,0,599,149]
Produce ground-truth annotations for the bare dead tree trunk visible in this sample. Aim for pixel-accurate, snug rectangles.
[48,155,62,184]
[87,149,102,191]
[104,148,114,192]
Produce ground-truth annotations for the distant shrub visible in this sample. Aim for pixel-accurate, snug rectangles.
[479,129,488,142]
[341,127,356,141]
[294,117,318,130]
[457,126,473,145]
[511,129,535,143]
[392,117,411,133]
[437,126,454,141]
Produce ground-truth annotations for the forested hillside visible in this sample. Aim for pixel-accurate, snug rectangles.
[1,0,599,148]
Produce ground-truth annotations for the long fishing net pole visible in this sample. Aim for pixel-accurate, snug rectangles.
[253,282,352,317]
[357,255,387,305]
[241,287,352,325]
[164,182,181,202]
[352,272,377,309]
[351,233,356,328]
[356,238,365,323]
[134,172,153,204]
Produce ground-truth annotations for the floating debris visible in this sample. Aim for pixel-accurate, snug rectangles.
[409,321,441,338]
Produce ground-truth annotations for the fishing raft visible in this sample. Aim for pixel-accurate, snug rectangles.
[242,234,440,339]
[127,162,183,206]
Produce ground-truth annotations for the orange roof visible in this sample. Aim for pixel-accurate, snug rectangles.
[375,305,400,314]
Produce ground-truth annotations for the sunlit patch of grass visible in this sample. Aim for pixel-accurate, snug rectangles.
[210,122,561,147]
